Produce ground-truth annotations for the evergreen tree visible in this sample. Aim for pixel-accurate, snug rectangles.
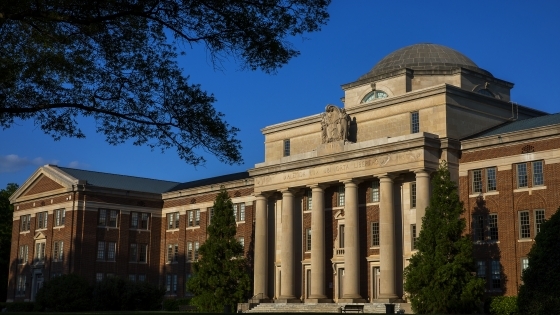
[517,206,560,315]
[404,162,485,314]
[186,189,250,312]
[0,183,18,302]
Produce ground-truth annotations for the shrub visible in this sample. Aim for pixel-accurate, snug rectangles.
[93,276,165,311]
[34,273,92,312]
[163,298,192,311]
[5,302,35,312]
[490,296,518,315]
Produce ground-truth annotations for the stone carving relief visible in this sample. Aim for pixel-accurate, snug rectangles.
[321,105,350,144]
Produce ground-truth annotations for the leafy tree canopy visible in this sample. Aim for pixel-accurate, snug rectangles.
[517,206,560,315]
[35,273,92,312]
[0,183,18,302]
[0,0,330,166]
[404,162,485,314]
[186,188,250,312]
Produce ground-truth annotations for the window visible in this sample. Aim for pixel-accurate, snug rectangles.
[99,209,119,227]
[239,237,245,250]
[18,245,29,264]
[53,241,64,262]
[338,186,345,207]
[129,274,136,282]
[97,241,105,260]
[16,275,26,295]
[371,222,379,247]
[283,139,290,157]
[54,209,65,226]
[166,274,178,294]
[473,215,485,242]
[234,203,245,222]
[488,214,498,241]
[517,163,528,188]
[129,244,137,262]
[521,258,529,271]
[187,211,194,227]
[411,111,419,133]
[35,241,46,264]
[306,190,312,210]
[411,182,417,208]
[371,180,380,203]
[96,273,103,282]
[131,212,149,229]
[107,242,116,261]
[519,211,530,239]
[486,167,497,191]
[167,212,180,230]
[361,90,388,103]
[477,261,486,278]
[532,161,543,186]
[187,242,193,261]
[138,274,146,282]
[37,211,48,229]
[20,214,31,231]
[209,208,214,223]
[491,260,501,290]
[472,169,482,193]
[305,228,311,251]
[195,210,200,226]
[167,244,179,263]
[194,242,199,260]
[411,224,417,250]
[535,209,545,234]
[339,225,345,248]
[138,244,148,262]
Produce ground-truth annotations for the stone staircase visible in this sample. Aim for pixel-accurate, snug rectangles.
[244,302,405,313]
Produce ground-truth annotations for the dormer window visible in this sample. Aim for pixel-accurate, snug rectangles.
[478,89,494,97]
[361,90,388,103]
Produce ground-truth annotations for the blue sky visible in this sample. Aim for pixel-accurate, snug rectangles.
[2,0,559,189]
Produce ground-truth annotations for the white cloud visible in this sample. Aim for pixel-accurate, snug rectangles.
[0,154,59,173]
[67,161,89,169]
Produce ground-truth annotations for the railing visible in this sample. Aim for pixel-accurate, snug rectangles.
[336,248,345,256]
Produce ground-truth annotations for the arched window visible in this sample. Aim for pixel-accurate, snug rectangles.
[477,89,494,97]
[361,90,388,103]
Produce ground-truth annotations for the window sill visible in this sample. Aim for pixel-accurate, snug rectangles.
[469,191,499,198]
[186,226,200,230]
[19,231,30,235]
[514,186,546,193]
[130,228,150,232]
[474,240,500,245]
[129,261,148,264]
[366,202,380,206]
[518,239,534,242]
[98,226,119,230]
[166,262,179,265]
[36,228,47,232]
[369,246,380,249]
[236,220,246,224]
[166,228,180,232]
[53,225,65,230]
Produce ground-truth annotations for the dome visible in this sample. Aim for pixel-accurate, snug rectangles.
[360,43,492,80]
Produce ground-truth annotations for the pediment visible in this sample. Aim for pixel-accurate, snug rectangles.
[34,232,46,240]
[334,209,345,220]
[9,165,80,203]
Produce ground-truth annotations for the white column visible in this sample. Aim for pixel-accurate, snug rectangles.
[279,189,296,300]
[341,179,363,301]
[378,174,398,300]
[253,194,268,299]
[308,184,327,301]
[415,170,431,236]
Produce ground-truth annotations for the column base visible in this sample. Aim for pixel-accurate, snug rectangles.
[373,298,403,303]
[249,298,273,303]
[305,298,333,303]
[275,297,301,303]
[338,298,367,303]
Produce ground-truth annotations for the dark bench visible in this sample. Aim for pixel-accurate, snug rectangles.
[342,304,364,313]
[178,305,198,312]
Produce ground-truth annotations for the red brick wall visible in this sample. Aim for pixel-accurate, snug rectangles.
[23,175,63,196]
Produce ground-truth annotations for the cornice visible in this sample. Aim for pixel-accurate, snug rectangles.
[461,124,560,151]
[162,178,254,200]
[261,113,322,135]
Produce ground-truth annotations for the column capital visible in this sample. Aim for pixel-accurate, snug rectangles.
[340,178,363,185]
[280,188,300,195]
[413,168,434,176]
[376,173,398,180]
[307,183,329,190]
[253,192,273,199]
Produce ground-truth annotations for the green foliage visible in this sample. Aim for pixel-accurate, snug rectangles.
[0,0,330,166]
[92,276,165,311]
[403,162,485,314]
[4,302,35,312]
[517,207,560,315]
[186,189,251,312]
[34,273,92,312]
[490,296,517,315]
[162,297,191,311]
[0,183,18,302]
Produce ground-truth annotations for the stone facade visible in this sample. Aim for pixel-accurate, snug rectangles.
[7,44,560,304]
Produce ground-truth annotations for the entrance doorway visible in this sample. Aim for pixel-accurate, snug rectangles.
[338,268,344,300]
[31,271,43,301]
[372,267,380,300]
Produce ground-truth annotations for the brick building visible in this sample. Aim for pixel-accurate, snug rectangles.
[7,44,560,307]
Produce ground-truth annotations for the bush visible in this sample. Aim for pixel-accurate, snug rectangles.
[34,273,92,312]
[4,302,35,312]
[490,296,518,315]
[163,298,192,311]
[93,276,165,311]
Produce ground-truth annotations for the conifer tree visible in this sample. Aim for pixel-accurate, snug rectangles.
[404,162,485,314]
[186,189,250,312]
[517,206,560,315]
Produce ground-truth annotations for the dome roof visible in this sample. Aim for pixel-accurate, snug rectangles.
[360,43,492,80]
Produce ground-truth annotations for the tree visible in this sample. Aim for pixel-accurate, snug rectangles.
[186,188,250,312]
[35,273,92,312]
[404,162,485,314]
[0,183,18,302]
[92,276,165,311]
[517,206,560,315]
[0,0,330,166]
